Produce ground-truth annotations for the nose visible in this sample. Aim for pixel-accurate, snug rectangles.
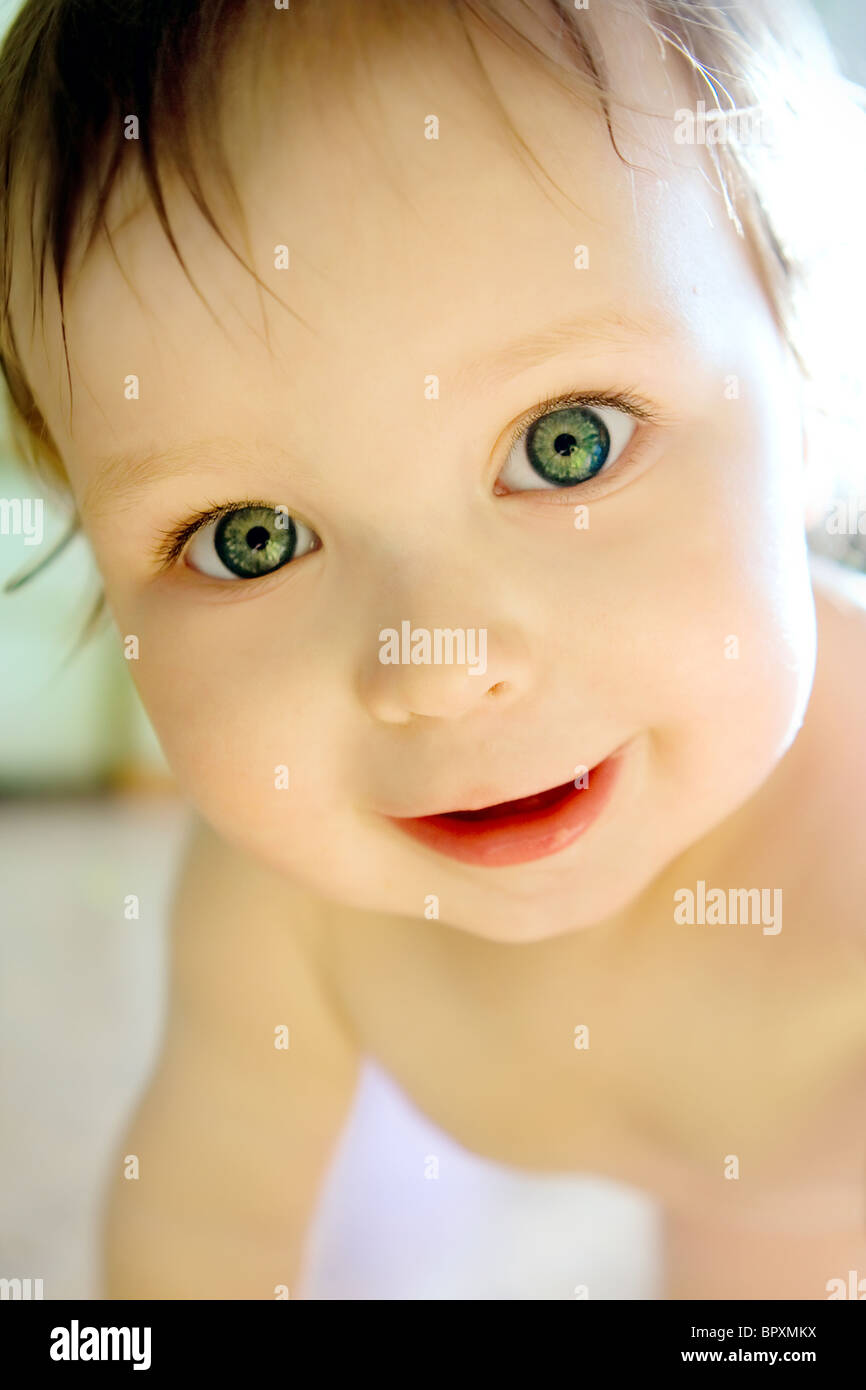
[358,618,529,724]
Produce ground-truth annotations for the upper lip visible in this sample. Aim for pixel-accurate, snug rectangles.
[381,756,610,820]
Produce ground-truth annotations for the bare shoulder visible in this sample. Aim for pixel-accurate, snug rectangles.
[168,814,360,1075]
[806,555,866,816]
[174,813,335,953]
[810,554,866,685]
[799,556,866,844]
[735,558,866,926]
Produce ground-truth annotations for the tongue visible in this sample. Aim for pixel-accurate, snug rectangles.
[445,779,575,822]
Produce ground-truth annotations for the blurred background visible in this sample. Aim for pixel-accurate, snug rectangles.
[0,0,864,1301]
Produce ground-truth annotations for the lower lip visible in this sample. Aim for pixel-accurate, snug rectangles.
[389,752,624,867]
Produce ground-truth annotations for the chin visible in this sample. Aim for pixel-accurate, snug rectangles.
[432,864,657,944]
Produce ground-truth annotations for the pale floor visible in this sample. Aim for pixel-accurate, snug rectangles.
[0,795,661,1300]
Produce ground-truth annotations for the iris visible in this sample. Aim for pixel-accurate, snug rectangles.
[213,506,297,578]
[525,406,609,485]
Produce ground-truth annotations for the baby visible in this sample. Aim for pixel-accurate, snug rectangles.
[2,0,865,1300]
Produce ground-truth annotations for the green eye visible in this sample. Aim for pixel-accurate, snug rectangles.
[498,401,637,493]
[214,507,296,577]
[525,406,609,485]
[186,505,319,580]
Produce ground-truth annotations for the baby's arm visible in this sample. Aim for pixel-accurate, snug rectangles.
[665,1202,866,1300]
[100,816,361,1299]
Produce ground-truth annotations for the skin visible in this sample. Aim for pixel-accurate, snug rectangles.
[14,3,866,1296]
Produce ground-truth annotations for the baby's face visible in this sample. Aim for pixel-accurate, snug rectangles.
[20,9,816,941]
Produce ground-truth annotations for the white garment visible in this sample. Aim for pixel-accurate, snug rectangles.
[300,1057,662,1300]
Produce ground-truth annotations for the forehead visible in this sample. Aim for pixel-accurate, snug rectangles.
[17,4,759,498]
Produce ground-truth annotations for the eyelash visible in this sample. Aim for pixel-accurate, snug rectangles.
[154,498,283,571]
[154,388,665,571]
[501,386,661,462]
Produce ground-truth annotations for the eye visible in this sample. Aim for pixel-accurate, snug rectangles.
[497,401,637,493]
[184,505,319,580]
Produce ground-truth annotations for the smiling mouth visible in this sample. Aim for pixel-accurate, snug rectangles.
[386,752,624,867]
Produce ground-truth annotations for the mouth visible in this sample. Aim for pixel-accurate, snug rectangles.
[386,751,624,867]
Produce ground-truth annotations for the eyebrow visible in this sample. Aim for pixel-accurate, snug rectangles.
[82,438,278,520]
[452,308,679,393]
[83,308,674,516]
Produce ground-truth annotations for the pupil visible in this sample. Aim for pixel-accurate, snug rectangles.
[554,433,576,456]
[246,525,270,551]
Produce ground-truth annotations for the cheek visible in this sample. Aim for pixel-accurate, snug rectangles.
[119,613,343,835]
[627,408,816,786]
[538,388,816,795]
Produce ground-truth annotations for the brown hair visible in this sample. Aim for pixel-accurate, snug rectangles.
[0,0,860,578]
